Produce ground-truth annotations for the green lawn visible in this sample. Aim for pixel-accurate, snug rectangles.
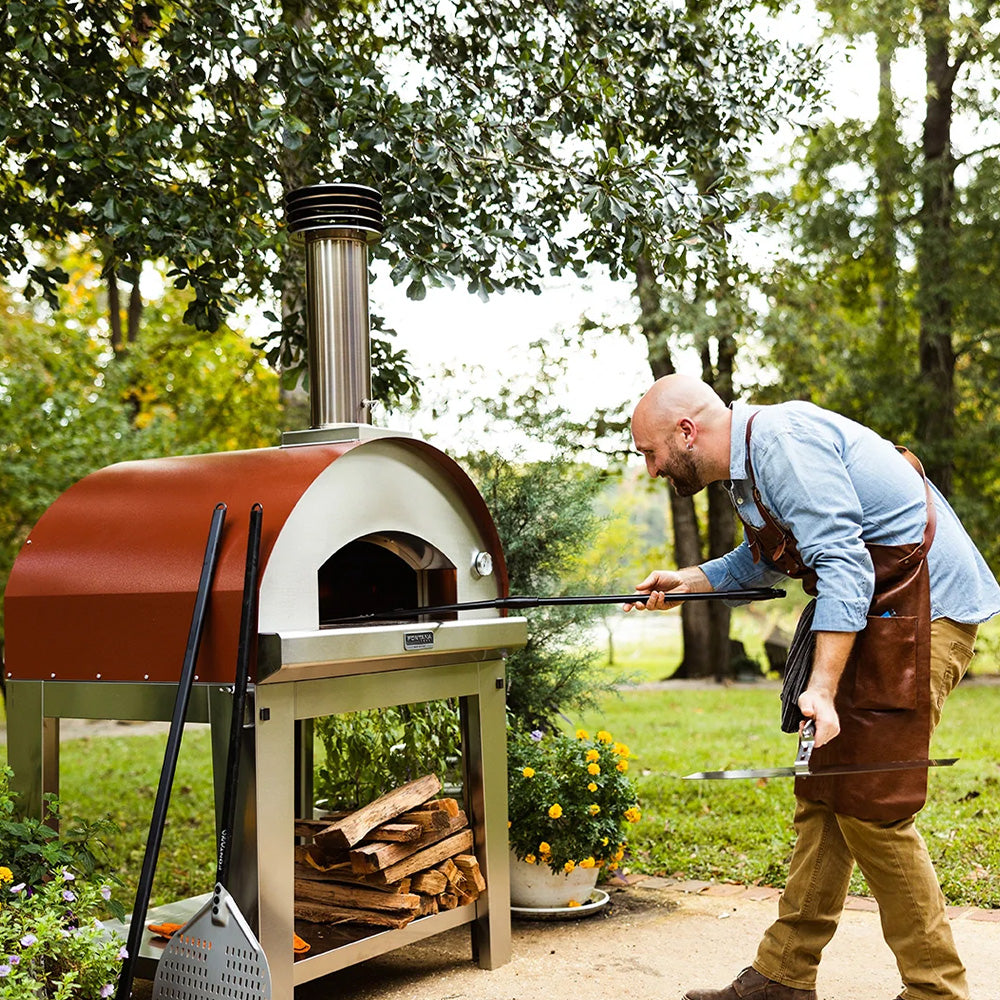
[572,678,1000,907]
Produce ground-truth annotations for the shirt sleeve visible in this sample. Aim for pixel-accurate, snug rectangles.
[751,428,874,632]
[701,538,788,593]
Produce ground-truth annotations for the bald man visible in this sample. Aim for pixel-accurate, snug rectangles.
[629,375,999,1000]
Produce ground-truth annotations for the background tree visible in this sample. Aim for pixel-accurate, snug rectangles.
[0,260,280,658]
[2,1,824,686]
[756,0,1000,564]
[2,1,820,385]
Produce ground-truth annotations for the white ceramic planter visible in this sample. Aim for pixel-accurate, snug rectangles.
[508,852,600,908]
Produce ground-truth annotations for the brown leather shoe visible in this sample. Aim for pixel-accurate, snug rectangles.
[682,966,818,1000]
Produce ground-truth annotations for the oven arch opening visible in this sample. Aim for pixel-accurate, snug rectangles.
[318,531,457,626]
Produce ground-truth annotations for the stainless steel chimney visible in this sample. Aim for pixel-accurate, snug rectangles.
[285,183,384,432]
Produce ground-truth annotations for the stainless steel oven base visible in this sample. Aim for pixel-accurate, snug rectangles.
[6,616,523,996]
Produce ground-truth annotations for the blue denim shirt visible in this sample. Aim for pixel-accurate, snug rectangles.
[700,401,1000,632]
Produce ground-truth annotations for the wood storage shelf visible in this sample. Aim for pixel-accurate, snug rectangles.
[294,774,488,932]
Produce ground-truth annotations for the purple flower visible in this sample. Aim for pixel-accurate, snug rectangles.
[101,986,114,998]
[0,965,10,978]
[8,956,18,967]
[118,945,129,960]
[9,883,25,894]
[20,934,37,947]
[63,889,77,902]
[101,885,112,901]
[61,868,76,882]
[530,729,544,741]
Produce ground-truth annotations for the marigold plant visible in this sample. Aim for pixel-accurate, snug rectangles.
[507,728,640,874]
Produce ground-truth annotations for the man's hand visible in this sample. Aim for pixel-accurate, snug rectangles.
[624,566,712,612]
[797,688,841,748]
[797,630,854,748]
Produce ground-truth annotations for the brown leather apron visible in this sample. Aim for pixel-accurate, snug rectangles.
[741,413,936,822]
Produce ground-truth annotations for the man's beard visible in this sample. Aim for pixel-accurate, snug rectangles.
[663,448,702,497]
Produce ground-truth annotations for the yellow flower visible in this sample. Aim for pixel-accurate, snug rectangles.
[548,803,563,819]
[585,748,600,762]
[588,803,601,816]
[625,806,642,823]
[613,742,629,757]
[579,856,597,869]
[617,758,629,772]
[597,730,613,744]
[567,899,582,907]
[563,860,576,873]
[587,782,598,792]
[0,866,12,884]
[575,729,589,740]
[587,762,600,775]
[601,837,609,846]
[539,841,551,854]
[522,766,535,778]
[524,854,536,864]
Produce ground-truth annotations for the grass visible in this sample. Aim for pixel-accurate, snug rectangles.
[0,723,218,913]
[3,615,1000,914]
[571,678,1000,907]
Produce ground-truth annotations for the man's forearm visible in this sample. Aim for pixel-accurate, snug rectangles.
[799,630,857,747]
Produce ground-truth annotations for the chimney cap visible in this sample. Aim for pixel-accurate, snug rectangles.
[286,183,384,242]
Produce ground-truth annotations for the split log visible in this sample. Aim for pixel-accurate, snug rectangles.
[294,879,421,914]
[371,829,474,885]
[294,864,412,894]
[409,870,449,895]
[453,854,487,892]
[438,890,459,910]
[314,774,442,850]
[361,821,423,843]
[397,809,450,832]
[423,797,460,817]
[295,901,412,929]
[349,812,468,874]
[437,857,462,886]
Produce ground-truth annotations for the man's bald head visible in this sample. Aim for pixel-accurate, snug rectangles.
[632,375,728,434]
[631,375,733,495]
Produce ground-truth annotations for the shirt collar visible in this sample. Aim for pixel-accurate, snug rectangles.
[728,401,754,483]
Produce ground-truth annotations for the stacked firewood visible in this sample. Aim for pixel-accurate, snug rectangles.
[294,773,487,930]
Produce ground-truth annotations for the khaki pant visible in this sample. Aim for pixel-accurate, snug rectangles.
[754,619,978,1000]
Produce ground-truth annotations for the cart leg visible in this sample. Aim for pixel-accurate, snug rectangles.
[6,681,58,822]
[255,683,296,996]
[461,660,511,969]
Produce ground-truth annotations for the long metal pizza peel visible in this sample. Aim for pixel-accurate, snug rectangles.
[683,720,958,780]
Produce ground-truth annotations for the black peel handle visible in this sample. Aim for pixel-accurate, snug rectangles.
[216,503,262,891]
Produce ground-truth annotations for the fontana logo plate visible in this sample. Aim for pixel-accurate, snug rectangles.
[404,631,435,651]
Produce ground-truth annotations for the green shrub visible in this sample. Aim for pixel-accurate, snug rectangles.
[0,767,126,998]
[313,701,462,810]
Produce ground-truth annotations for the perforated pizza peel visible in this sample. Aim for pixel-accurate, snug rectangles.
[151,504,271,1000]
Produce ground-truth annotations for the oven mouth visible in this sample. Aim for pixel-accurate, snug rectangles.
[318,532,457,627]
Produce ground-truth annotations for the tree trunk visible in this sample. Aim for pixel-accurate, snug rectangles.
[873,27,903,354]
[915,0,957,495]
[634,255,740,679]
[108,268,124,353]
[127,280,143,344]
[703,333,736,682]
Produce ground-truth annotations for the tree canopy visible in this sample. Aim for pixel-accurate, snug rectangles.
[756,0,1000,561]
[2,0,821,388]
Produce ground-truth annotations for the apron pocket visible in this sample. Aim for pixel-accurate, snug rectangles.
[851,614,918,710]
